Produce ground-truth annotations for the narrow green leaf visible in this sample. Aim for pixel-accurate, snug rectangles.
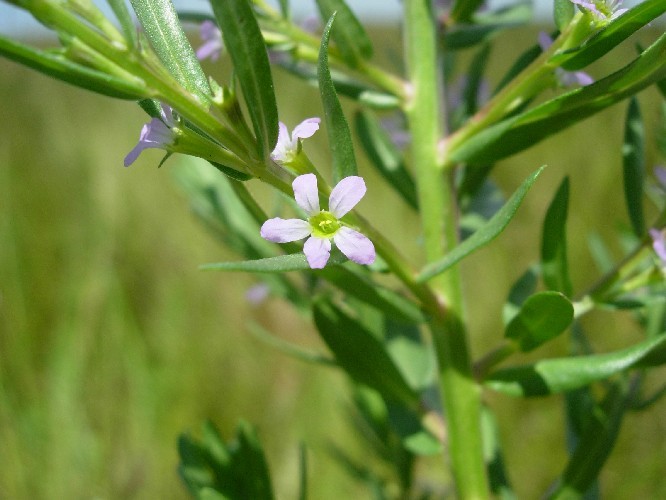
[481,406,517,500]
[505,291,574,352]
[200,253,347,273]
[233,421,275,500]
[130,0,210,100]
[211,0,278,160]
[554,0,666,71]
[450,0,486,23]
[278,0,290,19]
[451,32,666,165]
[485,335,666,397]
[247,323,336,366]
[315,0,372,67]
[319,14,358,183]
[622,97,645,237]
[541,177,573,297]
[107,0,137,47]
[354,110,418,209]
[313,299,420,407]
[417,166,545,282]
[554,0,574,31]
[0,36,145,99]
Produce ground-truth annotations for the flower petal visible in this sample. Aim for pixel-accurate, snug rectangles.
[260,218,311,243]
[292,117,321,140]
[292,174,320,215]
[271,122,291,161]
[650,229,666,264]
[334,227,375,265]
[329,176,366,218]
[304,236,331,269]
[537,32,552,51]
[124,142,147,167]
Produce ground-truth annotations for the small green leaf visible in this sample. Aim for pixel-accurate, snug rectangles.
[107,0,137,47]
[505,291,574,352]
[485,335,666,397]
[502,265,539,325]
[450,0,486,23]
[211,0,278,161]
[319,13,358,183]
[622,97,645,237]
[541,177,573,297]
[315,0,372,67]
[200,253,347,273]
[417,166,545,282]
[554,0,574,31]
[0,36,146,100]
[354,110,418,209]
[554,0,666,71]
[130,0,210,100]
[313,299,420,407]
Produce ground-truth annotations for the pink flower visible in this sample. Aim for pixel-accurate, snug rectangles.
[271,118,320,163]
[260,174,376,269]
[124,104,177,167]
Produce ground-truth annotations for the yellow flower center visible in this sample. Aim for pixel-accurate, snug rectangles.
[309,211,341,238]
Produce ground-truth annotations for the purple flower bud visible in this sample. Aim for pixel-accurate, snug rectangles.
[124,104,177,167]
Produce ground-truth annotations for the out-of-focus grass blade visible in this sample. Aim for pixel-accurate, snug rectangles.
[553,0,666,71]
[211,0,278,161]
[354,110,418,209]
[451,32,666,165]
[318,14,358,183]
[130,0,210,101]
[485,335,666,397]
[481,406,517,500]
[541,177,573,297]
[200,253,347,273]
[107,0,137,47]
[450,0,486,23]
[623,97,645,237]
[418,166,545,282]
[315,0,372,67]
[0,36,146,99]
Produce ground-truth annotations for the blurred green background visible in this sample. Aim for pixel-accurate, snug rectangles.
[1,24,666,499]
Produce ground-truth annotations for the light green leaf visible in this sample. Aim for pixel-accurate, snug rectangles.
[417,166,545,282]
[0,36,146,100]
[541,177,573,296]
[505,291,574,352]
[211,0,278,161]
[315,0,372,67]
[200,253,346,273]
[313,299,420,407]
[107,0,137,47]
[554,0,575,31]
[485,335,666,397]
[622,97,645,237]
[319,13,358,183]
[354,110,418,209]
[130,0,210,101]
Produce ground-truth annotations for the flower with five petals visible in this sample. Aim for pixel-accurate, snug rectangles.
[271,118,321,164]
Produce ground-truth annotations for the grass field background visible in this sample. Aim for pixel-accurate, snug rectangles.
[1,23,666,499]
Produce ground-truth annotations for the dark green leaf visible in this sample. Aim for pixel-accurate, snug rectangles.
[211,0,278,161]
[554,0,574,31]
[503,265,539,324]
[541,177,573,297]
[315,0,372,67]
[130,0,210,100]
[318,14,358,183]
[622,97,645,237]
[107,0,137,47]
[505,292,574,352]
[481,406,517,500]
[313,299,420,407]
[0,36,146,100]
[418,166,545,282]
[554,0,666,71]
[354,110,418,209]
[485,335,666,397]
[450,0,486,23]
[494,42,542,93]
[443,24,513,50]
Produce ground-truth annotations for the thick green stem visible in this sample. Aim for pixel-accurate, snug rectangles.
[404,1,488,497]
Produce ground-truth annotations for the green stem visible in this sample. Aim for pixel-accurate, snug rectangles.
[404,1,488,497]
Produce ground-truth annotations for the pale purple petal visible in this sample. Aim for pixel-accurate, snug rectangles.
[260,218,311,243]
[292,174,320,215]
[197,40,223,61]
[246,283,270,305]
[160,104,177,127]
[197,21,223,61]
[570,0,602,16]
[271,122,291,162]
[654,166,666,189]
[538,32,553,51]
[650,229,666,264]
[124,142,148,167]
[328,176,366,218]
[292,117,321,141]
[572,71,594,86]
[123,119,174,167]
[334,227,375,265]
[303,236,331,269]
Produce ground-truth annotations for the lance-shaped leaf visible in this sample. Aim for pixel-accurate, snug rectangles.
[315,0,372,67]
[0,36,146,99]
[505,291,574,352]
[450,0,486,23]
[313,299,420,407]
[541,177,573,297]
[107,0,137,47]
[485,335,666,397]
[211,0,278,161]
[450,32,666,165]
[623,97,645,237]
[553,0,666,71]
[319,14,358,183]
[200,253,346,273]
[417,166,545,282]
[130,0,210,100]
[355,110,418,210]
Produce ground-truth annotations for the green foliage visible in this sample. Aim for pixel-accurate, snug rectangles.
[541,177,573,297]
[623,97,646,237]
[315,0,372,67]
